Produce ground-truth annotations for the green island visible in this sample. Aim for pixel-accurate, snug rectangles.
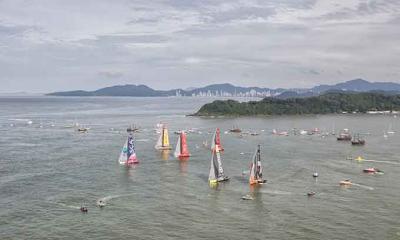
[194,92,400,116]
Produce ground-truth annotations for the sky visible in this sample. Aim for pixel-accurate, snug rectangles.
[0,0,399,93]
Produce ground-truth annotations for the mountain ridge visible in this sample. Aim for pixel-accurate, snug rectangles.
[47,79,400,97]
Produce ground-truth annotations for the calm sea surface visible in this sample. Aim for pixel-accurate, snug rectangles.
[0,96,399,240]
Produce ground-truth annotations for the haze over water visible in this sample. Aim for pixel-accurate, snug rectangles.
[1,96,400,239]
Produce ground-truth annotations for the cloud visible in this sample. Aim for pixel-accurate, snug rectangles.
[0,0,399,92]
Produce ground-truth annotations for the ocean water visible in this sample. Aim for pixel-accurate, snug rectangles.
[0,96,399,240]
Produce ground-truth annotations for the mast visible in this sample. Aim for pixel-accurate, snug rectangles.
[250,145,263,185]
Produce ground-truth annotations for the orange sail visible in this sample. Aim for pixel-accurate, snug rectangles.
[180,132,190,158]
[175,131,190,159]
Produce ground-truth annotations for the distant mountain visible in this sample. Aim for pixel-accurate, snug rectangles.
[47,79,400,97]
[48,84,181,97]
[47,83,284,97]
[311,79,400,93]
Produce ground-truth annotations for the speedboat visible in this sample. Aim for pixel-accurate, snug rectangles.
[80,206,88,213]
[355,156,364,162]
[97,200,106,208]
[307,192,316,197]
[77,127,89,133]
[363,167,383,174]
[241,194,254,200]
[313,172,319,178]
[339,179,352,186]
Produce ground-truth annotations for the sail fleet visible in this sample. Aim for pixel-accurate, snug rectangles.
[118,124,265,187]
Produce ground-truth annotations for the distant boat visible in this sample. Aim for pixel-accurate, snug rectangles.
[174,131,191,159]
[208,132,229,185]
[155,124,172,150]
[387,123,395,135]
[118,133,139,165]
[300,130,308,135]
[363,167,383,174]
[155,122,163,133]
[249,145,266,185]
[229,125,242,133]
[337,129,352,141]
[127,124,139,133]
[340,179,352,186]
[351,133,365,145]
[77,127,89,133]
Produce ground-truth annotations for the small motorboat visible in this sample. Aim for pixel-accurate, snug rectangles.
[77,127,89,133]
[241,194,254,200]
[363,167,383,174]
[355,156,364,162]
[80,206,88,213]
[228,124,242,133]
[127,124,139,133]
[351,133,365,145]
[340,179,352,186]
[313,172,319,178]
[307,192,316,197]
[97,200,106,208]
[337,129,352,141]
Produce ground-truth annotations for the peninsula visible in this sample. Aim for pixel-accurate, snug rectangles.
[193,92,400,116]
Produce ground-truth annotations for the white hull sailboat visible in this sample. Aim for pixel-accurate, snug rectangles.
[155,124,172,150]
[208,129,229,185]
[118,133,139,165]
[249,145,266,185]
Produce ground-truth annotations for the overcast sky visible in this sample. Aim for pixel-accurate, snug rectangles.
[0,0,399,93]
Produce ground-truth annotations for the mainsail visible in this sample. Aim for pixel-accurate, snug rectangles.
[215,128,224,151]
[155,124,171,150]
[126,134,138,164]
[162,127,170,148]
[174,134,181,157]
[119,133,139,165]
[249,145,264,185]
[174,131,190,158]
[208,131,229,184]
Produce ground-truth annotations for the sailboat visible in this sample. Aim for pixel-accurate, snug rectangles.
[208,131,229,184]
[213,128,224,151]
[174,131,191,159]
[118,133,139,165]
[249,145,267,185]
[387,123,395,135]
[155,124,172,150]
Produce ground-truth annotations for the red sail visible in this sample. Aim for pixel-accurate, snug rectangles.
[179,132,191,158]
[215,128,224,151]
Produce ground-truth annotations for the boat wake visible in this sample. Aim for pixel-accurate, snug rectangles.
[57,203,81,210]
[261,190,292,195]
[363,159,400,165]
[351,183,374,190]
[96,194,134,205]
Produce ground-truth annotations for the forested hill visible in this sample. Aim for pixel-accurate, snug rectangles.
[193,92,400,116]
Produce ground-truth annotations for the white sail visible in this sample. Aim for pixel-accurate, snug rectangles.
[174,135,181,157]
[210,130,216,151]
[208,150,217,182]
[118,140,128,165]
[249,151,257,181]
[215,150,225,181]
[155,132,162,149]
